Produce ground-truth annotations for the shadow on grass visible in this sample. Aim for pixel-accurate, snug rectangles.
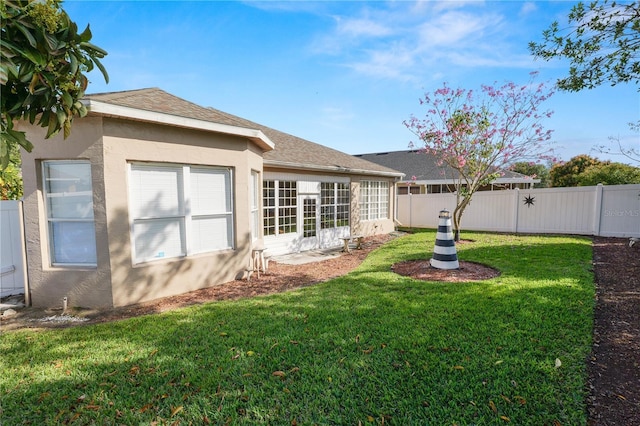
[2,232,595,425]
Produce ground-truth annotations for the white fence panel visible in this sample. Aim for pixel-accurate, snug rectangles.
[397,184,640,238]
[464,191,517,233]
[397,194,455,229]
[599,184,640,237]
[0,200,27,298]
[516,187,597,235]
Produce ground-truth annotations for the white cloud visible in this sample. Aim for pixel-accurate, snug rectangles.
[312,14,394,55]
[309,2,537,82]
[428,0,486,14]
[347,45,418,82]
[519,2,538,16]
[336,16,393,38]
[417,11,491,48]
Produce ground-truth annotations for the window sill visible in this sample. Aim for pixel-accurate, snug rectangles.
[132,248,236,267]
[48,264,98,271]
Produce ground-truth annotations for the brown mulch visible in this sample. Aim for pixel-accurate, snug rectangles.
[392,259,500,282]
[1,234,638,424]
[587,237,640,425]
[0,234,398,331]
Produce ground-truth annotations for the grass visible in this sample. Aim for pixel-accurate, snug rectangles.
[0,231,595,425]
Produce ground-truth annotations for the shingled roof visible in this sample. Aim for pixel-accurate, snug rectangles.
[84,88,402,178]
[354,150,533,182]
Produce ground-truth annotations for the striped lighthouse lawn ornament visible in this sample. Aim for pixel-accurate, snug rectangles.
[430,209,459,270]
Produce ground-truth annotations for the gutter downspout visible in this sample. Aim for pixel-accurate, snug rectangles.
[393,175,404,229]
[18,200,30,306]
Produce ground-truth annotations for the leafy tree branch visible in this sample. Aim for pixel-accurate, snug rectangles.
[529,0,640,92]
[1,0,108,169]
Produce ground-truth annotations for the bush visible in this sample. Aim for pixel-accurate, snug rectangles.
[578,162,640,186]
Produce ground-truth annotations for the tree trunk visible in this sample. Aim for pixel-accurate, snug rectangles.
[453,196,471,242]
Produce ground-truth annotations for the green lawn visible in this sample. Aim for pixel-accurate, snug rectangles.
[0,231,594,425]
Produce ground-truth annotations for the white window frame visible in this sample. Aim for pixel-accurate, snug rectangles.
[360,180,389,221]
[321,182,350,229]
[263,179,297,236]
[128,163,234,264]
[250,170,260,242]
[42,160,97,267]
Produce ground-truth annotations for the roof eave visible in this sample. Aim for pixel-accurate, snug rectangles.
[264,160,405,178]
[82,99,275,152]
[399,177,541,184]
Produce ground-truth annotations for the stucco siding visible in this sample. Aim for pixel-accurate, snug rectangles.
[21,117,114,308]
[102,119,261,307]
[21,116,264,308]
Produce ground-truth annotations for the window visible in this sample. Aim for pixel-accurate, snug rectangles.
[190,167,233,254]
[321,182,350,229]
[263,180,297,236]
[398,185,421,195]
[303,198,317,237]
[129,163,233,264]
[250,171,260,241]
[43,160,97,266]
[263,180,276,236]
[360,180,389,221]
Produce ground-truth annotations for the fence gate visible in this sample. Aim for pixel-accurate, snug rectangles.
[1,200,27,299]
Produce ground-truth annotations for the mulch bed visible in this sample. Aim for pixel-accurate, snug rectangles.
[392,259,500,282]
[587,237,640,425]
[1,234,638,424]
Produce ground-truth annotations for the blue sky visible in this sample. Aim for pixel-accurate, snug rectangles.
[66,0,639,163]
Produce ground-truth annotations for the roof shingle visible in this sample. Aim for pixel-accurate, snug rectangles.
[85,88,402,177]
[355,150,532,182]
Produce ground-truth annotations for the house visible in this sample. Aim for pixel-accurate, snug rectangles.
[19,88,403,308]
[354,150,539,195]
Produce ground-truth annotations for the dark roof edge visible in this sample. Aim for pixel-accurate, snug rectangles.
[264,160,405,178]
[81,97,275,152]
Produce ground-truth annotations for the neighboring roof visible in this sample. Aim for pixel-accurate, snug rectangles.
[84,88,403,178]
[354,150,537,183]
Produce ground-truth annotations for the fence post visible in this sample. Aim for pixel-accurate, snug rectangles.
[409,192,412,229]
[513,188,520,234]
[593,184,604,236]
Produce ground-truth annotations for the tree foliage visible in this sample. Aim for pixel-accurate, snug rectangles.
[0,140,23,199]
[578,161,640,185]
[549,154,604,186]
[529,0,640,92]
[511,161,551,188]
[404,72,555,241]
[0,0,108,169]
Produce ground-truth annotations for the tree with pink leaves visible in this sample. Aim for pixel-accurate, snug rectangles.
[404,72,555,241]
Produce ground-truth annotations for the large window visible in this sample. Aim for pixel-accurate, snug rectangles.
[43,160,97,266]
[360,180,389,221]
[321,182,350,229]
[263,180,297,236]
[129,163,233,264]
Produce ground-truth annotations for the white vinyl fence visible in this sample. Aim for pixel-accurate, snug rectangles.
[398,184,640,238]
[0,200,27,299]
